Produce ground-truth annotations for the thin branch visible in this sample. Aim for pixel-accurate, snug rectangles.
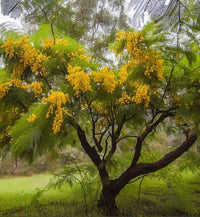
[88,104,103,152]
[38,72,51,90]
[99,124,110,148]
[91,0,107,40]
[77,124,109,182]
[127,174,146,184]
[8,1,21,15]
[137,174,146,214]
[50,23,56,45]
[155,0,178,23]
[33,2,56,44]
[144,0,152,11]
[161,56,183,101]
[131,108,175,167]
[103,133,110,160]
[105,114,126,162]
[180,1,191,15]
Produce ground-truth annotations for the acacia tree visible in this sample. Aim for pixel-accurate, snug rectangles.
[0,24,200,214]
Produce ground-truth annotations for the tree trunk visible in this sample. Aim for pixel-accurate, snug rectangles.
[98,184,119,216]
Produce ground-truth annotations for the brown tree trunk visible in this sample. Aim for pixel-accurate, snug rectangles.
[98,184,119,216]
[98,134,197,215]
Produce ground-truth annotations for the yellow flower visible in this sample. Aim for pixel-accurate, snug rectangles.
[118,64,128,85]
[132,84,150,108]
[118,92,131,104]
[66,64,91,95]
[1,37,15,58]
[0,81,10,99]
[90,66,116,93]
[27,114,37,122]
[30,82,43,97]
[42,38,54,50]
[114,31,164,81]
[42,90,71,134]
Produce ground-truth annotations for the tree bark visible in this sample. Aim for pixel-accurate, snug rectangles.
[77,122,197,215]
[98,182,119,216]
[98,134,197,215]
[114,134,197,194]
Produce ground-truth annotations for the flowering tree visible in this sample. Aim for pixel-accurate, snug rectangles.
[0,28,199,214]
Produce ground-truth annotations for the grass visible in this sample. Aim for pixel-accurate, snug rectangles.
[0,170,200,216]
[0,174,51,211]
[0,68,9,82]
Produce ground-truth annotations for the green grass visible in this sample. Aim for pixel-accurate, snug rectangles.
[0,174,51,210]
[0,171,200,217]
[0,68,9,82]
[0,173,99,217]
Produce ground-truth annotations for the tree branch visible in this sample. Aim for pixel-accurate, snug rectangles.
[105,115,125,162]
[33,2,56,44]
[77,124,109,181]
[114,134,197,193]
[161,56,183,101]
[88,104,103,152]
[131,109,174,167]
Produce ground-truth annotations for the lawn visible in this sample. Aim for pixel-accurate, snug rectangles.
[0,170,200,217]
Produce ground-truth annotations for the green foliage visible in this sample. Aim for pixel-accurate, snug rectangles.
[0,69,9,82]
[10,103,59,162]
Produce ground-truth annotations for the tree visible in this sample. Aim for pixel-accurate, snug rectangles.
[0,21,199,214]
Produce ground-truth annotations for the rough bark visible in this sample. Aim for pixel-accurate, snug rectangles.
[98,182,119,216]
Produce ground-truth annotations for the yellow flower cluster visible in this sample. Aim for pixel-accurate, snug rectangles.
[27,114,37,122]
[90,66,116,93]
[1,37,15,58]
[30,82,43,97]
[144,53,164,80]
[118,64,128,85]
[66,64,91,95]
[42,38,54,50]
[43,90,71,134]
[32,54,48,76]
[0,81,10,99]
[56,39,68,46]
[13,63,25,78]
[114,31,164,82]
[132,84,150,108]
[126,32,145,56]
[118,92,131,104]
[79,54,90,63]
[115,31,126,41]
[42,38,68,51]
[66,48,90,63]
[10,79,43,97]
[1,36,49,77]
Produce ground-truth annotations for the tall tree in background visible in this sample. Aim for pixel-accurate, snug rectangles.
[14,0,129,64]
